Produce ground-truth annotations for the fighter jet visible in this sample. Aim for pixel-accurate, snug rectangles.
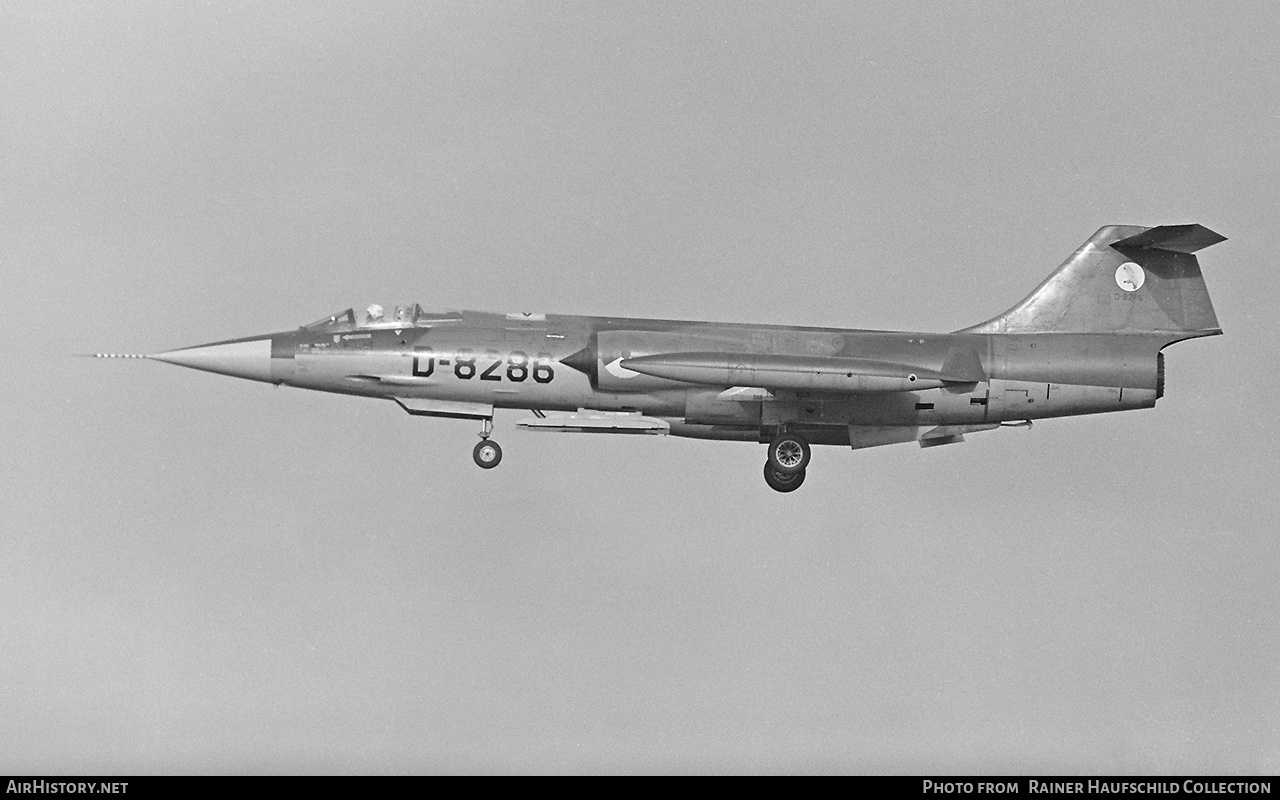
[98,224,1224,492]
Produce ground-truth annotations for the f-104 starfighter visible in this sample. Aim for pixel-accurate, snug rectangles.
[99,223,1224,492]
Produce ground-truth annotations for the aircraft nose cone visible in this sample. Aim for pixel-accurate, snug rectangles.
[150,337,275,383]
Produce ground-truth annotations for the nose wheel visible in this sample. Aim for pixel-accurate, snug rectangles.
[473,417,502,469]
[473,439,502,469]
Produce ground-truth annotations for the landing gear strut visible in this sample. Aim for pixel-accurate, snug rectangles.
[473,418,502,469]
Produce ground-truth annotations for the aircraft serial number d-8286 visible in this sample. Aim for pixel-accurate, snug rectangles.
[99,224,1225,492]
[409,351,556,384]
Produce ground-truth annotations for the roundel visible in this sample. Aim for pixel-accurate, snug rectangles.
[1115,262,1145,292]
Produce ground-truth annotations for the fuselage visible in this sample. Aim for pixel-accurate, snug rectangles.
[165,306,1197,448]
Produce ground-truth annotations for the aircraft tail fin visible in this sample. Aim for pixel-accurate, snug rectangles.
[958,224,1224,337]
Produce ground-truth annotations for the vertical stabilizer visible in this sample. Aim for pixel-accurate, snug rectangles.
[959,225,1224,336]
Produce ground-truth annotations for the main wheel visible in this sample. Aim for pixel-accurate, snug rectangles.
[767,431,810,475]
[763,462,806,493]
[473,439,503,469]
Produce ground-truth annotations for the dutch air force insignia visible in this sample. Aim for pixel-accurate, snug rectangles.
[1115,262,1145,292]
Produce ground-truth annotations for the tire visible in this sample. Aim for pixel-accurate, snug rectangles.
[763,462,806,493]
[473,439,503,469]
[767,432,810,475]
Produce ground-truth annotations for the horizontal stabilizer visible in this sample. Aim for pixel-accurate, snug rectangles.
[1110,224,1226,253]
[517,411,670,435]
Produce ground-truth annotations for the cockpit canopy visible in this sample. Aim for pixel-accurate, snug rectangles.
[301,309,357,332]
[301,304,462,333]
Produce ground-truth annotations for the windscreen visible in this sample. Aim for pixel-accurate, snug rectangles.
[301,309,356,332]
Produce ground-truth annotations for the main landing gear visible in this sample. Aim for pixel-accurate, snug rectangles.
[767,431,810,474]
[764,431,810,492]
[763,462,806,492]
[473,418,502,469]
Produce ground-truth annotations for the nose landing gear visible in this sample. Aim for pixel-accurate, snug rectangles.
[473,417,502,469]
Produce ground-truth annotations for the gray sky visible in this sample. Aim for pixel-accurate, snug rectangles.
[3,1,1278,774]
